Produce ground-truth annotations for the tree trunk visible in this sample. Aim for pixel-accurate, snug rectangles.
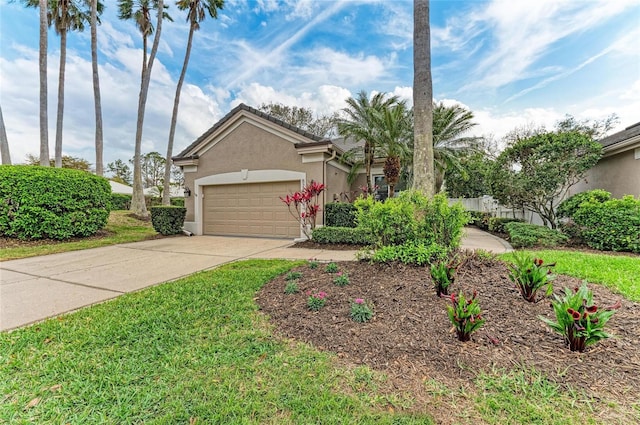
[162,23,195,205]
[130,0,165,217]
[412,0,434,196]
[39,0,49,166]
[54,29,67,168]
[0,105,11,165]
[91,0,103,176]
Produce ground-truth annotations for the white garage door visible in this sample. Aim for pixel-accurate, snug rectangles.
[202,181,302,238]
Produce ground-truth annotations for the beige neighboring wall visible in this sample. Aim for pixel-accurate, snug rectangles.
[325,162,352,204]
[571,149,640,198]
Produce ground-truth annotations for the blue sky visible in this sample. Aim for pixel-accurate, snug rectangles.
[1,0,639,168]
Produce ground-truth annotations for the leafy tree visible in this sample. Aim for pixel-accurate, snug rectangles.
[555,114,619,139]
[106,159,132,184]
[26,153,92,171]
[258,103,338,138]
[0,105,10,165]
[412,0,435,196]
[118,0,172,216]
[162,0,224,205]
[134,151,165,188]
[489,131,602,228]
[444,152,493,198]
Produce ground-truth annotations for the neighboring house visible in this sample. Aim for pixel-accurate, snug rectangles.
[571,122,640,198]
[173,104,361,238]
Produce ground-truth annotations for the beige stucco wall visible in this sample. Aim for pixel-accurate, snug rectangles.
[570,149,640,198]
[325,162,352,204]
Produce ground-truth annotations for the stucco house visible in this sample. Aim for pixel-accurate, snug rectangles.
[571,121,640,198]
[172,104,367,238]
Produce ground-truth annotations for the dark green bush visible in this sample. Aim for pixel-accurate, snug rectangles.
[150,206,186,235]
[556,189,611,219]
[488,217,524,234]
[110,193,132,210]
[170,197,185,207]
[0,165,110,240]
[370,241,448,266]
[504,222,568,248]
[573,195,640,253]
[312,226,371,245]
[324,202,357,228]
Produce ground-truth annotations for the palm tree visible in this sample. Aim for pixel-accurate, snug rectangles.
[412,0,435,196]
[162,0,224,205]
[0,105,11,165]
[432,102,481,192]
[89,0,105,176]
[118,0,171,216]
[337,91,399,194]
[372,102,412,197]
[38,0,49,166]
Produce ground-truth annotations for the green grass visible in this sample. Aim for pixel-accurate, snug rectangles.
[500,250,640,301]
[0,211,158,261]
[0,260,432,424]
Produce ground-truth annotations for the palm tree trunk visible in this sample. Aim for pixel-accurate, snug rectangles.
[91,0,103,176]
[0,105,11,165]
[162,23,195,205]
[39,0,49,166]
[130,0,165,217]
[412,0,434,196]
[54,29,67,168]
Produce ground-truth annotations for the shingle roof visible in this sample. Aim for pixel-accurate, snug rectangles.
[599,121,640,149]
[173,103,325,159]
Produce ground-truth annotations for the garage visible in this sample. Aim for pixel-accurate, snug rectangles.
[202,181,302,238]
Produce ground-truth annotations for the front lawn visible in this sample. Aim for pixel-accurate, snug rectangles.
[0,211,158,261]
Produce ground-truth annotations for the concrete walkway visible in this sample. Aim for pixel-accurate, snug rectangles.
[0,228,511,331]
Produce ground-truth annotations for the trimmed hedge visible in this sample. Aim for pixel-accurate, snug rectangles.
[110,193,131,210]
[0,165,110,240]
[311,226,371,245]
[573,195,640,253]
[504,222,568,248]
[324,202,357,228]
[150,206,186,235]
[488,217,524,234]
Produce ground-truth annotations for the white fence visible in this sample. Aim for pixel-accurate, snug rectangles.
[449,196,546,226]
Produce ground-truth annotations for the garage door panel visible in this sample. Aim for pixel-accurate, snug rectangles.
[203,181,301,238]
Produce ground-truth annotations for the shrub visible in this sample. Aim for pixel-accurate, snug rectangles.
[556,189,611,219]
[325,202,357,228]
[572,195,640,253]
[540,283,621,352]
[506,253,555,303]
[170,197,185,207]
[370,242,448,266]
[311,226,371,245]
[445,291,485,342]
[0,165,110,240]
[150,206,186,235]
[488,217,523,234]
[504,222,568,248]
[110,193,132,210]
[419,193,469,249]
[355,194,416,247]
[350,298,373,323]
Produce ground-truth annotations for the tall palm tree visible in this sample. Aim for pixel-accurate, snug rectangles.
[162,0,224,205]
[38,0,49,166]
[0,105,11,165]
[432,102,480,192]
[372,101,412,197]
[412,0,435,196]
[337,91,399,194]
[89,0,105,175]
[118,0,171,216]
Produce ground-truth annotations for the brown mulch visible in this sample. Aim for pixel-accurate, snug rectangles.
[290,240,367,251]
[256,254,640,421]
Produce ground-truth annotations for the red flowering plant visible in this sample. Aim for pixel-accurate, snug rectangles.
[307,290,327,311]
[540,283,621,352]
[445,291,485,342]
[280,181,325,239]
[507,252,555,302]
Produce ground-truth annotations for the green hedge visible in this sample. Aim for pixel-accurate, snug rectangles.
[0,165,111,240]
[324,202,357,228]
[150,206,186,235]
[311,226,371,245]
[556,189,611,219]
[488,217,524,234]
[573,195,640,253]
[110,193,131,210]
[370,241,448,266]
[504,222,568,248]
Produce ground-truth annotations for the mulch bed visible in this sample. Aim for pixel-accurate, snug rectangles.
[256,254,640,420]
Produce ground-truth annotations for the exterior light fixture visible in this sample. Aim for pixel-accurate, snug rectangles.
[184,187,191,197]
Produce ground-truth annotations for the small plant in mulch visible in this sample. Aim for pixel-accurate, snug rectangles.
[307,291,327,311]
[284,281,299,295]
[325,262,339,273]
[507,252,555,302]
[333,271,350,286]
[286,271,303,281]
[540,283,621,352]
[430,256,460,296]
[308,259,319,269]
[350,298,373,323]
[445,291,485,342]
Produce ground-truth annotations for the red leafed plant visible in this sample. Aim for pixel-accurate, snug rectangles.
[280,181,325,239]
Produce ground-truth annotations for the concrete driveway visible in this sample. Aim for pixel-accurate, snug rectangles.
[0,236,359,331]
